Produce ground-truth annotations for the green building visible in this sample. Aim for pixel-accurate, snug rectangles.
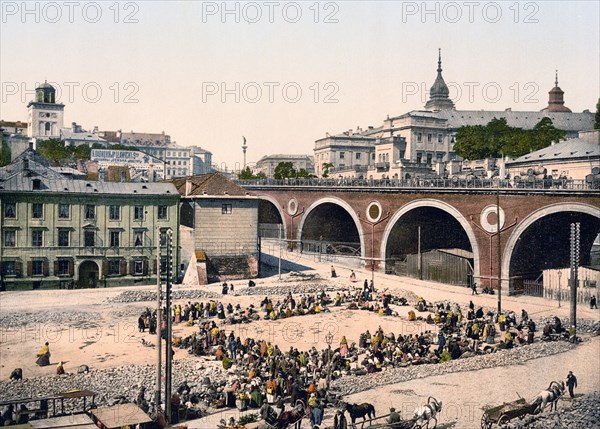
[0,148,180,290]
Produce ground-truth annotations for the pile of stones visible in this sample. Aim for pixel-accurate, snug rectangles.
[331,340,575,396]
[0,311,98,328]
[106,289,220,303]
[501,391,600,428]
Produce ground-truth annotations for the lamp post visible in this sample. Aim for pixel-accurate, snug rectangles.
[324,330,333,389]
[557,270,562,308]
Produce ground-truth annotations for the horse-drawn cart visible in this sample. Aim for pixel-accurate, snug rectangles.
[481,397,539,428]
[261,399,307,429]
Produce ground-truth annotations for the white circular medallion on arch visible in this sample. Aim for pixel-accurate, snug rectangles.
[287,198,298,216]
[480,204,506,233]
[366,201,382,223]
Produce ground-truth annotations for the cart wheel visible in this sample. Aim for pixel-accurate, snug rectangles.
[498,414,510,425]
[481,414,492,429]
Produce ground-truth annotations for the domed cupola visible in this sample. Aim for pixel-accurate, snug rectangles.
[425,49,455,111]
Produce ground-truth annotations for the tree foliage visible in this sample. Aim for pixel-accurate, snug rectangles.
[37,140,106,165]
[321,162,333,178]
[238,167,267,180]
[595,98,600,130]
[0,139,11,167]
[273,162,296,179]
[454,117,565,160]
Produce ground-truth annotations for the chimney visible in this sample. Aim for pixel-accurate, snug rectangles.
[185,180,192,196]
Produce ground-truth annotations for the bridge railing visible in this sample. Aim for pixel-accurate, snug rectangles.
[238,178,595,191]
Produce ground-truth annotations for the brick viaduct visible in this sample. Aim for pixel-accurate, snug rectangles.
[243,184,600,293]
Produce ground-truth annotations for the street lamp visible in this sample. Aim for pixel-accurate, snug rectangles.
[324,330,333,388]
[557,270,562,308]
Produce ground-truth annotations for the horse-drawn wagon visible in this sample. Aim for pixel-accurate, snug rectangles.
[480,397,539,428]
[260,399,307,429]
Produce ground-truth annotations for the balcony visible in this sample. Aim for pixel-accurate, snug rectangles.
[375,162,390,171]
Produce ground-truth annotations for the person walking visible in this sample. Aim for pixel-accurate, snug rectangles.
[331,265,337,278]
[566,371,577,398]
[591,295,598,309]
[471,283,478,295]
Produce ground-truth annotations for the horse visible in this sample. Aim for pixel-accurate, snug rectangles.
[413,397,442,429]
[531,380,565,412]
[342,402,376,427]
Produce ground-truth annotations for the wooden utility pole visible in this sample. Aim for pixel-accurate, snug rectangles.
[155,229,162,414]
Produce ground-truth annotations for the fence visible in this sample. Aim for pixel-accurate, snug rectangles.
[388,250,471,286]
[512,267,599,304]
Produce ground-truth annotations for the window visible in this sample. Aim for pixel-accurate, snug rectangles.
[109,205,120,220]
[159,231,168,246]
[4,230,16,247]
[437,153,444,162]
[426,153,433,164]
[32,203,43,219]
[339,152,345,159]
[57,259,70,276]
[84,231,95,247]
[371,153,375,160]
[134,260,144,275]
[58,230,70,247]
[222,204,232,214]
[417,132,422,142]
[134,230,143,247]
[438,134,443,143]
[134,206,144,220]
[58,204,70,219]
[427,133,432,143]
[4,202,16,218]
[416,153,423,164]
[356,153,361,160]
[2,261,16,276]
[109,260,121,275]
[110,231,120,247]
[85,205,95,220]
[32,260,44,276]
[158,206,168,220]
[32,230,43,247]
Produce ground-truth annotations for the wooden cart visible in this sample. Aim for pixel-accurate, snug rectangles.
[481,397,539,428]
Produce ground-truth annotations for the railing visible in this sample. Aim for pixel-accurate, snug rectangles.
[237,178,596,191]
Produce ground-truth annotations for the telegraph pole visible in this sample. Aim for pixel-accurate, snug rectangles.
[164,228,174,423]
[496,188,502,313]
[155,229,162,415]
[570,222,580,336]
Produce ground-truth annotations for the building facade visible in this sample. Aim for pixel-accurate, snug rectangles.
[0,149,180,290]
[171,174,259,284]
[255,154,315,178]
[315,52,595,179]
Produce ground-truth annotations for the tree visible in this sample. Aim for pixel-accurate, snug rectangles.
[595,98,600,130]
[37,139,70,165]
[0,139,11,167]
[454,117,565,160]
[322,162,333,178]
[273,162,296,179]
[295,168,313,178]
[238,166,255,180]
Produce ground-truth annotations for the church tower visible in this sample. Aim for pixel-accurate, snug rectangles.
[424,49,455,111]
[27,81,65,138]
[541,71,572,113]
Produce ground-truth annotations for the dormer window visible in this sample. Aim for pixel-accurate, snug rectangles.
[32,179,41,190]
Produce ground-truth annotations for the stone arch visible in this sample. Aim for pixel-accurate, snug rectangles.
[381,199,480,280]
[502,202,600,289]
[257,195,287,238]
[297,196,365,259]
[78,260,99,288]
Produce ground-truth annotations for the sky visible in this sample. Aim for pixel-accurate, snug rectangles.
[1,1,598,169]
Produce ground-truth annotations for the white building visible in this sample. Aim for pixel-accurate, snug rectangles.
[255,154,314,178]
[27,82,64,139]
[315,51,596,179]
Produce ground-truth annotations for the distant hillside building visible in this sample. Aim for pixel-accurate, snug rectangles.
[61,123,108,147]
[255,154,315,178]
[170,174,259,284]
[315,51,595,180]
[91,148,166,182]
[0,148,180,290]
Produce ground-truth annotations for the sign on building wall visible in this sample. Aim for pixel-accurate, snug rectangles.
[91,149,165,181]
